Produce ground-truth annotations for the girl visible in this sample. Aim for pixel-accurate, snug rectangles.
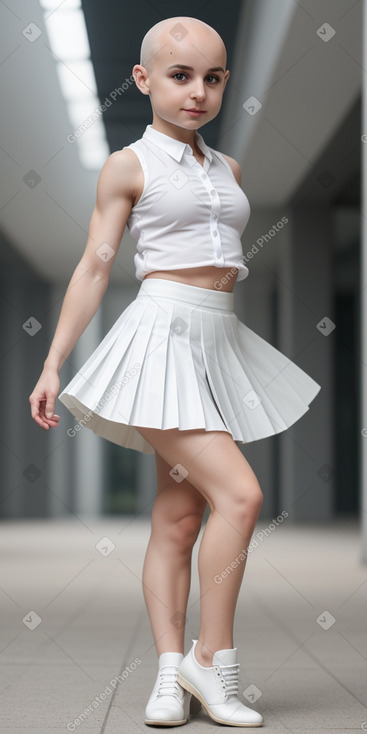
[29,16,321,728]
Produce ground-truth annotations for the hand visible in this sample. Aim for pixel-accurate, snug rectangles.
[29,366,61,430]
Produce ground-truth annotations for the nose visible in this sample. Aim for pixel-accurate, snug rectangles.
[190,78,206,101]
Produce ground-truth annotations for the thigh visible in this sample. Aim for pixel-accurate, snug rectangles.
[136,427,263,514]
[153,450,207,521]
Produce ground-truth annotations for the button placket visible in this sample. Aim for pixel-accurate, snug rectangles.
[183,146,223,264]
[197,164,223,264]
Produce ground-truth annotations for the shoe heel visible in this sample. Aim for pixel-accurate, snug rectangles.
[177,671,263,728]
[177,673,206,712]
[189,692,201,715]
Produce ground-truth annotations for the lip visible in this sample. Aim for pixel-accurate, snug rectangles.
[183,109,206,116]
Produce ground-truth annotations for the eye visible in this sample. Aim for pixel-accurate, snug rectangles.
[171,73,220,83]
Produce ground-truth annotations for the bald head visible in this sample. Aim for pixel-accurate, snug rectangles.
[139,16,227,76]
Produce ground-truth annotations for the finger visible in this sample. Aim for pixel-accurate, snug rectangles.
[45,404,55,419]
[44,416,60,426]
[33,414,50,429]
[31,401,55,428]
[30,402,44,422]
[38,398,53,417]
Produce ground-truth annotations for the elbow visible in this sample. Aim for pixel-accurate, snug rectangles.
[77,256,112,283]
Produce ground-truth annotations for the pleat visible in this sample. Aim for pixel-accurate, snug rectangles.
[234,317,320,410]
[196,310,321,443]
[199,310,245,437]
[169,303,206,429]
[221,315,289,439]
[62,299,146,403]
[194,308,233,432]
[58,284,321,454]
[127,298,182,428]
[224,314,320,439]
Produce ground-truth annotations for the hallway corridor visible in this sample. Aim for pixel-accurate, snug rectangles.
[0,517,365,732]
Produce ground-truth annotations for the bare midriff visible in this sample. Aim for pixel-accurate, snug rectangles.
[143,266,238,292]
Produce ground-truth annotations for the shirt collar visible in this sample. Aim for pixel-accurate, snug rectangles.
[142,124,212,164]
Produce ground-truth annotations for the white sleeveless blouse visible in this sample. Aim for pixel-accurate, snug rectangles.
[123,124,251,282]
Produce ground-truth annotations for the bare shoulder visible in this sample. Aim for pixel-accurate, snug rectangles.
[78,148,142,281]
[97,147,141,203]
[220,153,242,187]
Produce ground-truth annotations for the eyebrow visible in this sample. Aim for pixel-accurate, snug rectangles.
[167,64,225,74]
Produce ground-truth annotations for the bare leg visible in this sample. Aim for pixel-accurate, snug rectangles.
[142,451,207,656]
[136,427,264,667]
[196,484,262,664]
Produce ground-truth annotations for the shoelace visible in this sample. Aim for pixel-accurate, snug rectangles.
[214,662,240,697]
[156,665,182,699]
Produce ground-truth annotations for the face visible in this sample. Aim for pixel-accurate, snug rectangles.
[133,28,230,135]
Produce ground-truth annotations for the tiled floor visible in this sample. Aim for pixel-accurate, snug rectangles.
[0,517,365,732]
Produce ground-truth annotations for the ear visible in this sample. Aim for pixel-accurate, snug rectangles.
[223,69,230,89]
[132,64,150,96]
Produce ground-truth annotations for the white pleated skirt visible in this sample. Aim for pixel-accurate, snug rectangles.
[58,278,321,455]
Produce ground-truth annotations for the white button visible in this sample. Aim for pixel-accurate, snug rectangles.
[213,231,218,236]
[210,189,216,196]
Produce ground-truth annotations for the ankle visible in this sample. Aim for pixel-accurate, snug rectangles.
[194,640,215,667]
[194,639,234,668]
[194,648,212,667]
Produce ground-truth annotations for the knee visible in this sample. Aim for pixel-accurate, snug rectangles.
[224,484,264,523]
[171,513,204,553]
[153,511,203,554]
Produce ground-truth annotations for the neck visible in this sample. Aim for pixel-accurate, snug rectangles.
[150,117,200,146]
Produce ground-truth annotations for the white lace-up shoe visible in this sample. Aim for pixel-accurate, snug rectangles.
[144,651,193,726]
[177,639,263,727]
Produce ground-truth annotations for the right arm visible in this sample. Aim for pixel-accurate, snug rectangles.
[29,148,138,430]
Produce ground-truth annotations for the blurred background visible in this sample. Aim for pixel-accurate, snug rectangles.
[1,1,366,731]
[1,0,363,529]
